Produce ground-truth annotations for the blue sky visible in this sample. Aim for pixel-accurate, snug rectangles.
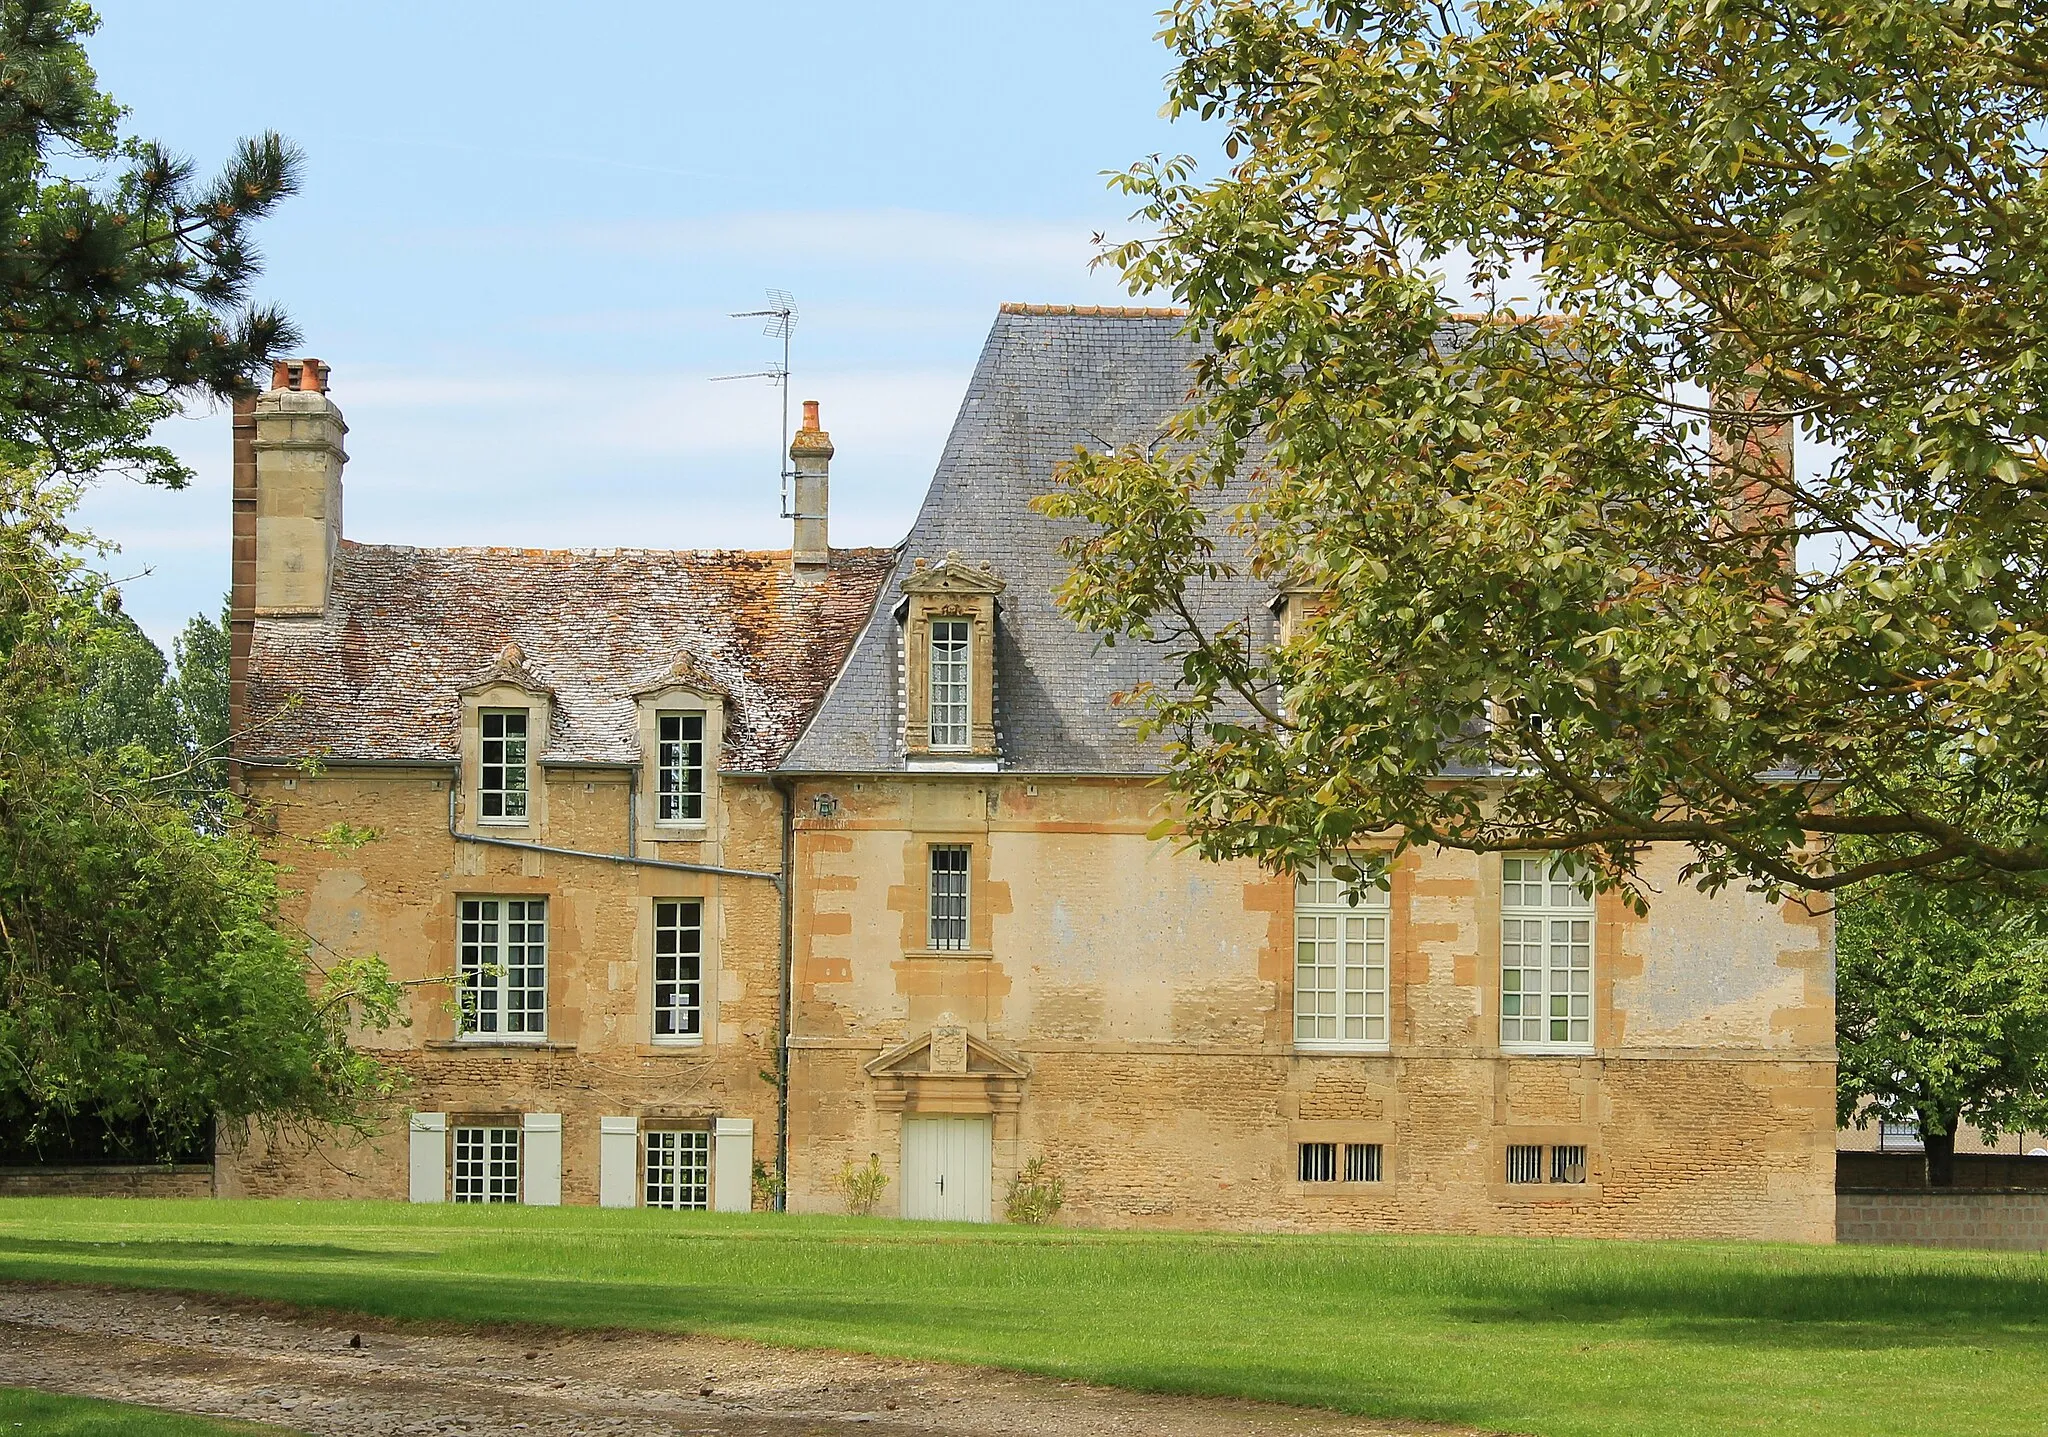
[77,2,1204,649]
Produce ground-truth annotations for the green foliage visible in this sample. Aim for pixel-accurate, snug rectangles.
[6,1201,2048,1437]
[751,1157,785,1211]
[1837,870,2048,1181]
[0,1386,290,1436]
[0,472,402,1161]
[0,0,300,487]
[1003,1155,1065,1225]
[1039,0,2048,900]
[835,1153,888,1216]
[173,597,230,797]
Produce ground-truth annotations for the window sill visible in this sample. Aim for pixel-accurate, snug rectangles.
[1294,1042,1393,1057]
[474,818,535,830]
[429,1037,569,1051]
[1296,1181,1394,1194]
[651,823,710,837]
[1499,1043,1597,1058]
[902,947,994,960]
[649,1036,706,1049]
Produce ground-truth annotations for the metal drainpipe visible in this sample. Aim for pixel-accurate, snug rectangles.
[446,768,782,883]
[772,774,796,1211]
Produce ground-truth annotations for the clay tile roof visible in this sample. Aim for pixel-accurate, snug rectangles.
[246,543,896,771]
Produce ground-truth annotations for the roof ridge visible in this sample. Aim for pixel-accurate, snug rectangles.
[337,540,898,561]
[999,302,1187,319]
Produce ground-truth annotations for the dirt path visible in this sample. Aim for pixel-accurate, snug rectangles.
[0,1284,1483,1437]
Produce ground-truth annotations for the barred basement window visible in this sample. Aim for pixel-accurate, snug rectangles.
[928,845,970,950]
[653,899,702,1038]
[1551,1144,1588,1184]
[479,709,529,821]
[1500,855,1593,1048]
[644,1129,710,1210]
[1505,1144,1543,1184]
[459,897,548,1038]
[928,619,970,749]
[1294,856,1390,1047]
[1298,1141,1338,1182]
[1344,1142,1383,1183]
[656,712,704,823]
[453,1125,519,1203]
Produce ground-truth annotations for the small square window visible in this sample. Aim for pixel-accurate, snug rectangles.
[1550,1144,1588,1184]
[1343,1142,1383,1183]
[1297,1142,1338,1183]
[1505,1144,1543,1184]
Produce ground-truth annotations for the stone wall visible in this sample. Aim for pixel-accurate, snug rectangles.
[785,774,1838,1240]
[1837,1189,2048,1250]
[1836,1152,2048,1192]
[0,1166,213,1198]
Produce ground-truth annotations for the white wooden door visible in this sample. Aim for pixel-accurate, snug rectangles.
[900,1116,992,1222]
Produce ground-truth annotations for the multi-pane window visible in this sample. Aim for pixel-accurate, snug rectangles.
[479,709,529,822]
[644,1129,710,1210]
[928,619,970,749]
[929,845,970,950]
[1505,1144,1544,1184]
[1500,855,1593,1047]
[656,712,704,823]
[458,897,548,1038]
[1294,857,1390,1046]
[653,899,702,1039]
[453,1125,520,1202]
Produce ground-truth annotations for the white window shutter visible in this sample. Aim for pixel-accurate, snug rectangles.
[600,1117,638,1208]
[522,1113,562,1206]
[408,1112,446,1203]
[712,1117,754,1212]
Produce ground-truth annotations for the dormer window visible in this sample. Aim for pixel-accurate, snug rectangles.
[929,620,971,749]
[656,711,705,822]
[479,708,529,822]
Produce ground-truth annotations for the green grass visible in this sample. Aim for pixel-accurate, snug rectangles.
[0,1387,294,1435]
[0,1201,2043,1437]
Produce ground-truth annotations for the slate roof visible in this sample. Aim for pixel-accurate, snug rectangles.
[246,543,896,771]
[781,304,1271,775]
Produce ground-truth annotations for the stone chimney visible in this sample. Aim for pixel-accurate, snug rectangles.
[789,398,831,586]
[250,358,348,616]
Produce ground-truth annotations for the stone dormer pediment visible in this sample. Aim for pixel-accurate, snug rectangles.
[899,551,1006,598]
[461,641,553,698]
[629,651,731,701]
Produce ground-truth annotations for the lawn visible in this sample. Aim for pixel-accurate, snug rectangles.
[0,1200,2043,1437]
[0,1386,294,1436]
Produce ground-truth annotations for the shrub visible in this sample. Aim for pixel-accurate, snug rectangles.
[837,1153,888,1216]
[1005,1155,1065,1225]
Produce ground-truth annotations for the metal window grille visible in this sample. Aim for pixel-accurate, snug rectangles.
[929,845,970,950]
[458,897,547,1037]
[656,712,704,822]
[1551,1144,1588,1184]
[1500,855,1592,1047]
[1880,1120,1924,1152]
[643,1129,710,1210]
[1505,1144,1543,1184]
[1344,1142,1383,1183]
[479,709,529,820]
[928,619,970,748]
[653,899,702,1038]
[1298,1142,1338,1182]
[1294,856,1390,1045]
[453,1125,520,1203]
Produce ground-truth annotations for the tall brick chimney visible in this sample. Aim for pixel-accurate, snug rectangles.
[789,398,831,586]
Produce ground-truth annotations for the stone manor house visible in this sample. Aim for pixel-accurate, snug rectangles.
[223,306,1837,1240]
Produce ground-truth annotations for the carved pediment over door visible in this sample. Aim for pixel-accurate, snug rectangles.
[864,1015,1029,1116]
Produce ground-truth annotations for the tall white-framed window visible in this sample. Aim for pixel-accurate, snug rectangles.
[1500,855,1593,1049]
[453,1125,520,1202]
[644,1128,710,1210]
[459,897,548,1039]
[653,899,702,1039]
[928,619,970,749]
[656,711,704,823]
[479,708,530,822]
[928,844,970,949]
[1294,856,1390,1048]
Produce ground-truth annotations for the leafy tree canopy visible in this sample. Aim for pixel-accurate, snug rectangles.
[1040,0,2048,900]
[0,0,300,487]
[0,474,401,1162]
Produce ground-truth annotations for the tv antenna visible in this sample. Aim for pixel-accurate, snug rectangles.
[711,289,799,519]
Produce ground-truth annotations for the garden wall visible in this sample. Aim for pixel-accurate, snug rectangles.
[1836,1152,2048,1191]
[0,1165,214,1198]
[1836,1189,2048,1251]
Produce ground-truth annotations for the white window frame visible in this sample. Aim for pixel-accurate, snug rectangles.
[453,1124,520,1202]
[928,844,970,950]
[655,710,705,825]
[644,1128,710,1210]
[1499,854,1594,1052]
[1293,856,1391,1051]
[652,898,703,1041]
[458,896,548,1041]
[478,708,530,824]
[928,618,971,750]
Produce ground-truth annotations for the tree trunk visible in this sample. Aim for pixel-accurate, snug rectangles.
[1923,1125,1957,1187]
